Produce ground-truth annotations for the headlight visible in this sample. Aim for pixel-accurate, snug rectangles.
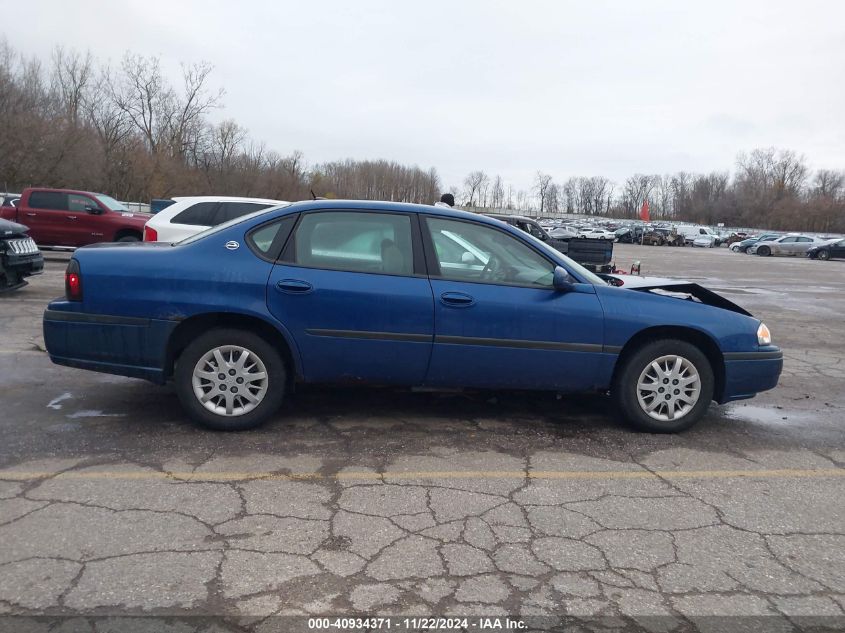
[757,323,772,346]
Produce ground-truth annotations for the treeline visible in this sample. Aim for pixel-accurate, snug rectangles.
[0,40,439,204]
[457,150,845,232]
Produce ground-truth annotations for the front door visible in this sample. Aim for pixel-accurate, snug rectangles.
[421,215,606,391]
[266,210,434,384]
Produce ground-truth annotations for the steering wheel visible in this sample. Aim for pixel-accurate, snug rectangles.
[481,255,504,281]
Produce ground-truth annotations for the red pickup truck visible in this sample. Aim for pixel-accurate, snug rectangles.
[0,188,149,247]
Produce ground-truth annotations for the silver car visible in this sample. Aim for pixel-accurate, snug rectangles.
[748,234,821,257]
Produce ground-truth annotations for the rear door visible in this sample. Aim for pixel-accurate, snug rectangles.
[266,210,434,384]
[421,215,606,391]
[22,191,69,245]
[833,240,845,259]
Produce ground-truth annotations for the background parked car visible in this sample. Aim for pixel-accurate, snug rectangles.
[748,234,821,256]
[806,238,845,261]
[615,227,644,243]
[730,233,780,253]
[0,217,43,291]
[547,226,578,239]
[0,188,148,247]
[579,227,616,240]
[142,196,286,242]
[693,235,717,248]
[677,225,721,245]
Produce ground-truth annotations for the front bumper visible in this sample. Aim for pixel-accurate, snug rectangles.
[43,306,177,384]
[719,348,783,403]
[0,250,44,288]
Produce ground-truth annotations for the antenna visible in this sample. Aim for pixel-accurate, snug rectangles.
[310,189,317,200]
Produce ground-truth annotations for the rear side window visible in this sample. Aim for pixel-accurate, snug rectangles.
[247,215,297,261]
[289,211,413,276]
[171,202,220,226]
[29,191,68,210]
[215,202,274,224]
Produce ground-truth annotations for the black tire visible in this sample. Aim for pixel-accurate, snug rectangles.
[817,250,830,261]
[612,339,715,433]
[730,244,740,252]
[118,235,140,242]
[175,328,287,431]
[757,245,771,256]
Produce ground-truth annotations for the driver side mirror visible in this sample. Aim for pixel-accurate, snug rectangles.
[85,205,103,215]
[553,266,576,292]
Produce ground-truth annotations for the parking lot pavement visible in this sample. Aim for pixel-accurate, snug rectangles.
[0,245,843,630]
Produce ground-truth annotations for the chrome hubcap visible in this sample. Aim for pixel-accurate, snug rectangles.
[636,355,701,422]
[192,345,268,417]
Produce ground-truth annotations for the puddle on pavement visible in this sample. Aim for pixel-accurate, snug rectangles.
[724,405,812,425]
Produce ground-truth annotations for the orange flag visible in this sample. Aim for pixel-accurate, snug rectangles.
[640,199,650,222]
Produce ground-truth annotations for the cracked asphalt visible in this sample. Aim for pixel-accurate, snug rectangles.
[0,245,843,632]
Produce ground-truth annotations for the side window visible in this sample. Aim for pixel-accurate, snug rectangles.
[425,217,554,287]
[781,237,797,243]
[797,237,812,243]
[171,202,220,226]
[28,191,68,210]
[68,195,97,212]
[290,211,413,276]
[246,215,297,261]
[215,202,274,224]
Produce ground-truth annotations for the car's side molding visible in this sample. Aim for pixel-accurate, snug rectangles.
[306,328,613,354]
[306,328,431,343]
[44,309,150,326]
[723,350,783,361]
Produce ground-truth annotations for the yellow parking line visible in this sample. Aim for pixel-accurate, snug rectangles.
[0,468,841,482]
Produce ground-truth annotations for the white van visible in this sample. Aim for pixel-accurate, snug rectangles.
[677,225,720,246]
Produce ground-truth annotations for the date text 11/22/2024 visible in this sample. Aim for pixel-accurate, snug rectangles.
[307,617,527,630]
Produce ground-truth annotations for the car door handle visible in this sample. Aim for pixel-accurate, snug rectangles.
[440,292,475,307]
[276,279,313,294]
[25,212,36,217]
[66,215,78,220]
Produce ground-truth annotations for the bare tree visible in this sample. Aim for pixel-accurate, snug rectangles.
[463,170,488,207]
[533,171,553,214]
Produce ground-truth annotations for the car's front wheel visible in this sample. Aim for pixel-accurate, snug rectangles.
[613,339,714,433]
[730,244,740,252]
[175,328,286,431]
[817,249,830,261]
[757,245,771,256]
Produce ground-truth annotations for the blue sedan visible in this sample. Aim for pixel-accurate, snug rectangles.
[43,201,782,432]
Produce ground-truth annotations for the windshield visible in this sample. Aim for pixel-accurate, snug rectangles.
[94,194,129,212]
[176,204,290,245]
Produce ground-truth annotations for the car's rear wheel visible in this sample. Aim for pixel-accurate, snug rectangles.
[817,249,830,261]
[118,235,140,242]
[757,245,771,256]
[175,328,286,431]
[613,339,714,433]
[730,244,740,252]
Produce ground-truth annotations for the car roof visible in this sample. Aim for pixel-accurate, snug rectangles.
[170,196,286,204]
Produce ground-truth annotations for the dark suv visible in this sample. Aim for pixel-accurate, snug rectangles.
[0,217,44,291]
[483,214,570,253]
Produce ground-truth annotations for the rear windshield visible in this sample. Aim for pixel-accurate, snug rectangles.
[176,204,289,245]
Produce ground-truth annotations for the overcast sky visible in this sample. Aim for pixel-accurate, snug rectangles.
[5,0,845,192]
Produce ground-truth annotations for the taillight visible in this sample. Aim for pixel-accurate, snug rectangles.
[143,225,158,242]
[65,259,82,301]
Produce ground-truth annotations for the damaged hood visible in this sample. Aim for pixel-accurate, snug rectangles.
[627,278,753,317]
